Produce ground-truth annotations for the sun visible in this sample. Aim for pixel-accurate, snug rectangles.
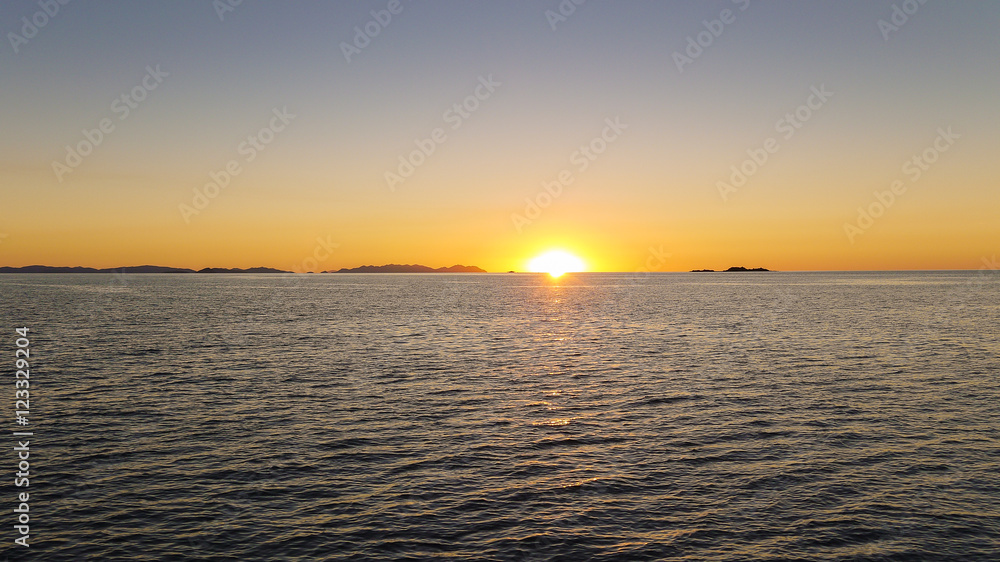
[527,250,586,278]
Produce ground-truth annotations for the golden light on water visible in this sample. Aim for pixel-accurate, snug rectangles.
[527,250,586,278]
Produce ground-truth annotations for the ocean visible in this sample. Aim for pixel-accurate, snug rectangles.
[1,271,998,560]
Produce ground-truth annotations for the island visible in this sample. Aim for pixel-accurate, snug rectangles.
[691,266,772,272]
[0,265,292,273]
[195,267,291,273]
[326,264,486,273]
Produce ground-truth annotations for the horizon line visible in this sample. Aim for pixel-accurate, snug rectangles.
[1,264,997,274]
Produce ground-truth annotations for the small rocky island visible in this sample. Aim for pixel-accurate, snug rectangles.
[326,264,486,273]
[691,266,771,272]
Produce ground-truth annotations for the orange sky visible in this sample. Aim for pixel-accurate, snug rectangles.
[1,3,997,272]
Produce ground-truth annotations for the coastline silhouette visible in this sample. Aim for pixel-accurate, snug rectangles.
[0,264,487,274]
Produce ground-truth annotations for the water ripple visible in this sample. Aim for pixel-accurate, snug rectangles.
[1,271,998,560]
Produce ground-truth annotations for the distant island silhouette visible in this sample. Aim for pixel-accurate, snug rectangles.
[0,264,774,274]
[0,265,291,273]
[691,266,772,272]
[0,264,487,274]
[327,264,486,273]
[195,267,291,274]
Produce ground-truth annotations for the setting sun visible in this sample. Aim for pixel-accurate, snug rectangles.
[527,250,586,278]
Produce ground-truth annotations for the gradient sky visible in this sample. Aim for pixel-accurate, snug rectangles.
[1,0,998,272]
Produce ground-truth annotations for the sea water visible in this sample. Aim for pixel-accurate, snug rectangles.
[1,271,998,560]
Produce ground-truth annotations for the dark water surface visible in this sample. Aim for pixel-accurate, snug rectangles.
[1,271,998,561]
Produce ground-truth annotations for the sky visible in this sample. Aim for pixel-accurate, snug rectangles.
[1,0,998,272]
